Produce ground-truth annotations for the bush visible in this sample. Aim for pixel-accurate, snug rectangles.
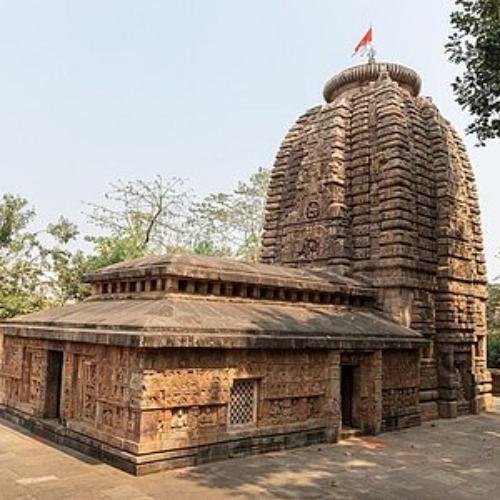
[487,329,500,368]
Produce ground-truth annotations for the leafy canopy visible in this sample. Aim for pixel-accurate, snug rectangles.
[446,0,500,145]
[0,194,83,318]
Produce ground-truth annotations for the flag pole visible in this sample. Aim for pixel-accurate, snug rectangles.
[367,45,376,64]
[367,24,375,64]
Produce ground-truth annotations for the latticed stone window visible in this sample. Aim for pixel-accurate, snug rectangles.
[228,379,258,427]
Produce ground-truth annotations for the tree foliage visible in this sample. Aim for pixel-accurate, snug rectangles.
[189,167,270,262]
[0,194,83,318]
[487,282,500,367]
[487,283,500,327]
[446,0,500,145]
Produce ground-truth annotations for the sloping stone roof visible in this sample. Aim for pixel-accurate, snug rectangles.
[2,296,425,349]
[2,253,425,350]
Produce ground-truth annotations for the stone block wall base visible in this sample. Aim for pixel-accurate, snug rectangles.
[420,402,439,421]
[0,405,334,476]
[438,401,458,419]
[475,393,494,413]
[381,413,421,432]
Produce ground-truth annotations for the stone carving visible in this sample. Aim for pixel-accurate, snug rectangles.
[170,408,188,429]
[299,238,320,260]
[305,200,320,219]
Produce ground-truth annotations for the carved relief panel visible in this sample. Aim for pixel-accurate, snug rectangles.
[279,170,348,266]
[0,338,47,415]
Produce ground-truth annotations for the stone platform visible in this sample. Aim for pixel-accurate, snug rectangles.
[1,399,499,499]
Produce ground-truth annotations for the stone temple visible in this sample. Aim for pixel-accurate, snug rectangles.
[0,61,492,474]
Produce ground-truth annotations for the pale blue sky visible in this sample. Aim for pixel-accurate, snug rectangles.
[1,1,498,278]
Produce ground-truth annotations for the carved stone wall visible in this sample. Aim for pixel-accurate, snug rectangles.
[0,336,143,449]
[0,338,341,455]
[137,348,340,454]
[0,336,47,416]
[382,350,421,431]
[261,62,491,417]
[61,342,143,449]
[0,334,424,470]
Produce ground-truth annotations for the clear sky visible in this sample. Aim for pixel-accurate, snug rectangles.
[1,1,498,279]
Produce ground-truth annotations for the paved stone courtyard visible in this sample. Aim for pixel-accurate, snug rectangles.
[0,400,499,499]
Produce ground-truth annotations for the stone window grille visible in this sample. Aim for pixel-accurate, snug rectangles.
[228,379,258,427]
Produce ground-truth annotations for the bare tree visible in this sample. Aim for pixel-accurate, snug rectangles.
[86,176,192,253]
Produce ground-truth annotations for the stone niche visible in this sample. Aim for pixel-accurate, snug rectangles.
[340,351,383,435]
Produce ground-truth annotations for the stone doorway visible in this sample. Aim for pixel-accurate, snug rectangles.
[340,351,382,435]
[43,350,63,420]
[341,365,359,428]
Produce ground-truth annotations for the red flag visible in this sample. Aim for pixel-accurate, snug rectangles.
[353,27,373,56]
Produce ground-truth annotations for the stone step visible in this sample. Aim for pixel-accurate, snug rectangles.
[340,427,362,440]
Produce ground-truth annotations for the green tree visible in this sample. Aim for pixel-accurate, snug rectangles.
[85,234,147,269]
[189,167,270,262]
[51,249,91,303]
[487,279,500,367]
[487,283,500,328]
[446,0,500,145]
[0,194,83,318]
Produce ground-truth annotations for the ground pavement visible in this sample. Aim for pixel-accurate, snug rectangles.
[0,400,499,499]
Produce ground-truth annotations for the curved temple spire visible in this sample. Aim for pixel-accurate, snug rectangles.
[261,61,491,418]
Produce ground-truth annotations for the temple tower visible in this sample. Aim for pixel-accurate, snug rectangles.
[261,62,491,418]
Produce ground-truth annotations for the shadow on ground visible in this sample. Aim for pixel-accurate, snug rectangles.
[0,401,499,499]
[169,406,500,499]
[0,417,101,466]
